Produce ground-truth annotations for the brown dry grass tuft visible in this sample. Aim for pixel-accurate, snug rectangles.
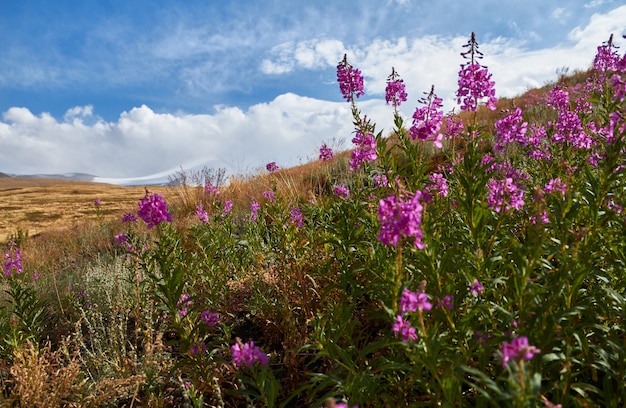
[6,340,86,407]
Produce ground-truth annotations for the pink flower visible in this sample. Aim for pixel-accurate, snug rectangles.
[221,201,233,217]
[437,295,454,310]
[137,193,173,229]
[501,336,540,368]
[333,185,350,199]
[337,54,364,101]
[205,181,221,196]
[3,242,23,276]
[122,212,137,223]
[428,172,449,197]
[200,309,220,326]
[288,208,303,227]
[377,191,425,249]
[231,340,269,367]
[392,315,418,342]
[349,128,377,171]
[399,288,432,314]
[494,108,528,153]
[266,162,279,173]
[319,143,334,162]
[410,86,444,145]
[487,178,525,213]
[469,279,484,296]
[249,201,261,222]
[263,190,275,202]
[385,68,408,108]
[544,178,567,199]
[196,204,209,224]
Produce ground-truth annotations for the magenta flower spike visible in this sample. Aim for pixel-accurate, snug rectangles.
[137,192,173,229]
[337,54,365,102]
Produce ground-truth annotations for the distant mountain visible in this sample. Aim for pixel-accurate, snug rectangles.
[10,173,97,182]
[4,159,233,187]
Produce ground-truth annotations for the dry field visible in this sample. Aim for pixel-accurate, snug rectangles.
[0,177,170,243]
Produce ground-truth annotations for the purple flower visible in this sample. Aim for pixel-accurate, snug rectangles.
[3,243,23,276]
[93,197,101,207]
[190,342,207,357]
[377,191,425,249]
[114,233,128,246]
[249,201,261,222]
[530,210,550,225]
[263,190,275,203]
[469,279,484,296]
[221,201,233,217]
[410,86,444,147]
[196,204,209,224]
[349,128,377,171]
[437,295,454,310]
[319,143,334,162]
[442,115,464,140]
[122,212,137,223]
[494,108,528,153]
[288,208,303,227]
[200,309,220,326]
[266,162,279,173]
[544,178,567,199]
[457,62,497,111]
[593,34,621,73]
[392,315,418,342]
[399,288,432,315]
[385,68,408,108]
[177,293,192,317]
[487,178,525,213]
[335,402,359,408]
[501,336,540,368]
[231,340,269,367]
[205,181,221,196]
[428,172,449,197]
[333,184,350,199]
[337,54,365,101]
[373,173,390,188]
[137,193,173,229]
[456,33,497,112]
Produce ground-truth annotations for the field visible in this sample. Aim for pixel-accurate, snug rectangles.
[0,33,625,407]
[0,178,169,243]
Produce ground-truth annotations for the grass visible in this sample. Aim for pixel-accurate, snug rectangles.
[0,35,624,407]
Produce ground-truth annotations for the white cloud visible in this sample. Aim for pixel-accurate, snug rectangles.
[0,97,355,179]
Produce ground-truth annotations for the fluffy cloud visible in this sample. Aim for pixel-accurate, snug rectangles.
[0,97,355,180]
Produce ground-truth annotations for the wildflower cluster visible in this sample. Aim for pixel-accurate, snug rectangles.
[486,177,525,213]
[349,126,377,171]
[3,241,23,276]
[231,339,269,367]
[337,54,365,102]
[266,162,280,173]
[319,143,334,162]
[410,86,444,148]
[501,336,541,368]
[385,68,408,108]
[137,192,173,229]
[377,191,425,249]
[457,32,497,111]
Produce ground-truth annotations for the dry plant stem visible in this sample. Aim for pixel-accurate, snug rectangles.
[51,267,65,317]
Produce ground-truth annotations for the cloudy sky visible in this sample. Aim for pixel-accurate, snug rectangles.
[0,0,624,183]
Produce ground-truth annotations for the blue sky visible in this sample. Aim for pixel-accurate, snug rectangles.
[0,0,624,183]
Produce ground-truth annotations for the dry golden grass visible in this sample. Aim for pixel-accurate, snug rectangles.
[0,178,169,244]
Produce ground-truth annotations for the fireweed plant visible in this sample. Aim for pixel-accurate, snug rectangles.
[2,33,625,407]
